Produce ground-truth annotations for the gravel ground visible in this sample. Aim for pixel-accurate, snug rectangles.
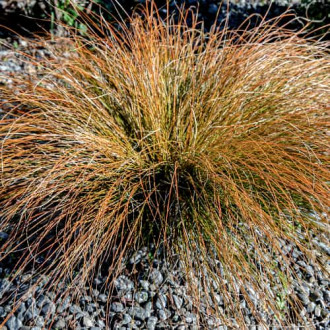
[0,1,329,38]
[0,2,329,329]
[0,236,329,329]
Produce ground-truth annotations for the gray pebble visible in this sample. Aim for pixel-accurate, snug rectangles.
[24,306,40,321]
[5,316,22,330]
[147,316,158,330]
[69,304,82,314]
[172,313,180,322]
[82,316,94,327]
[310,289,323,301]
[54,319,66,329]
[315,305,322,317]
[144,301,153,318]
[123,291,133,301]
[139,280,149,291]
[36,295,46,308]
[158,309,169,321]
[208,3,218,15]
[111,302,124,313]
[150,270,163,286]
[97,294,107,303]
[185,312,196,324]
[173,294,183,309]
[134,291,148,304]
[129,306,146,321]
[156,294,167,309]
[35,316,44,327]
[297,292,309,306]
[0,232,8,240]
[0,306,6,318]
[96,320,106,327]
[41,302,55,315]
[307,302,316,313]
[130,252,142,264]
[122,313,132,325]
[87,304,95,313]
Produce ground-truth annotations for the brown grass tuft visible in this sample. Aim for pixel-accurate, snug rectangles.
[0,2,329,327]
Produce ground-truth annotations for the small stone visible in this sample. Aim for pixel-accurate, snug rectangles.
[92,289,99,297]
[134,291,148,304]
[41,302,55,315]
[111,302,124,313]
[185,312,196,324]
[16,302,26,319]
[139,280,149,291]
[114,276,134,291]
[149,285,157,293]
[57,297,70,313]
[82,316,94,327]
[172,314,180,322]
[76,312,86,320]
[35,316,44,327]
[130,252,142,264]
[119,291,130,302]
[305,265,314,277]
[307,302,316,313]
[87,304,95,313]
[36,295,46,308]
[122,314,132,325]
[315,305,322,317]
[323,289,329,302]
[313,240,330,256]
[214,293,223,305]
[96,319,106,327]
[157,309,169,321]
[208,3,218,15]
[93,278,102,287]
[145,302,153,318]
[147,316,158,330]
[310,289,322,301]
[300,308,306,317]
[176,325,186,330]
[5,316,22,330]
[20,40,28,47]
[46,292,56,300]
[156,294,167,309]
[0,232,8,240]
[173,295,183,309]
[297,292,309,306]
[69,304,82,314]
[24,306,40,321]
[97,294,107,303]
[129,306,146,321]
[54,319,66,329]
[150,270,163,286]
[321,308,328,318]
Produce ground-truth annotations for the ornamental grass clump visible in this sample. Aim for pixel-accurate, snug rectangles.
[0,3,329,327]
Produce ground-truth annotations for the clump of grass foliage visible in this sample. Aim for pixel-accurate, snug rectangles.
[0,1,329,327]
